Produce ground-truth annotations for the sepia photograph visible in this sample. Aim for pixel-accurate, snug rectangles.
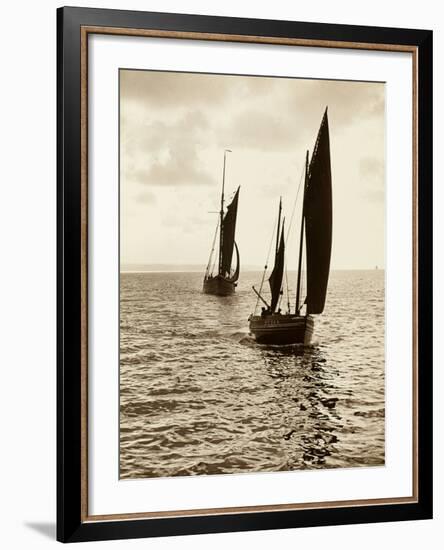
[119,69,385,480]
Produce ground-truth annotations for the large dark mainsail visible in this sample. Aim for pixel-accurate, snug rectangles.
[268,223,285,312]
[220,187,240,279]
[304,108,333,314]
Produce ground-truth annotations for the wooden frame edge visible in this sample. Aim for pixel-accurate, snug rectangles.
[82,25,418,53]
[84,496,418,523]
[411,47,419,502]
[80,25,89,522]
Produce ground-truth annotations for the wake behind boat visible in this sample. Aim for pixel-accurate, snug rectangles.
[203,149,240,296]
[249,108,332,345]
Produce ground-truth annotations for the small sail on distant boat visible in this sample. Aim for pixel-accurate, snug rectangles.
[249,108,332,345]
[203,150,240,296]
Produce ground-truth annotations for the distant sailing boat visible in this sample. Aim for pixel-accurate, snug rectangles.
[249,108,332,345]
[203,150,240,296]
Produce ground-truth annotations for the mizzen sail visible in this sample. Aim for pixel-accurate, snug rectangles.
[220,186,240,278]
[304,108,333,314]
[268,222,285,312]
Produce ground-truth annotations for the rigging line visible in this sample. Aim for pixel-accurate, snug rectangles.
[205,219,220,277]
[277,239,286,313]
[278,254,290,313]
[255,218,278,314]
[211,230,219,274]
[285,261,291,313]
[301,240,306,311]
[297,239,306,314]
[285,162,306,244]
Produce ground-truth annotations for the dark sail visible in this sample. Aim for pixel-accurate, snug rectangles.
[220,187,240,277]
[304,108,333,314]
[268,223,285,312]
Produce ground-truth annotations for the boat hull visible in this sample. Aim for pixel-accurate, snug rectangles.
[249,314,314,345]
[203,275,237,296]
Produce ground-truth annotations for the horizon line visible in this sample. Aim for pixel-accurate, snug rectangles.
[121,267,385,273]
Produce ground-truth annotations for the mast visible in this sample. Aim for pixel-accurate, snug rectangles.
[295,150,309,314]
[218,149,231,274]
[275,196,282,260]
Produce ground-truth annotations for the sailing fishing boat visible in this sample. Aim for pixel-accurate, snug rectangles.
[203,149,240,296]
[249,108,332,345]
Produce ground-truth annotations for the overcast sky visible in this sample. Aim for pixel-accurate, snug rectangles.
[120,69,385,270]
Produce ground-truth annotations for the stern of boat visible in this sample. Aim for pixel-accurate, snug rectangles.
[249,314,314,345]
[203,275,236,296]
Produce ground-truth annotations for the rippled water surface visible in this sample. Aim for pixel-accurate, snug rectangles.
[120,270,384,479]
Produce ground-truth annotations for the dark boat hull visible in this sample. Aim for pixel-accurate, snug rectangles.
[249,314,314,345]
[203,275,237,296]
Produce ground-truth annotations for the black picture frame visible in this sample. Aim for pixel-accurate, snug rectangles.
[57,6,433,543]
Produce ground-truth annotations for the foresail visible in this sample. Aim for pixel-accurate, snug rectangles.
[205,219,220,279]
[268,223,285,312]
[305,108,333,314]
[221,187,240,277]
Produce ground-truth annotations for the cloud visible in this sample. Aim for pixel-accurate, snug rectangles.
[363,189,385,203]
[259,174,296,199]
[120,69,286,112]
[121,109,215,187]
[220,109,300,152]
[143,141,215,186]
[359,156,385,203]
[215,78,385,154]
[120,69,236,108]
[121,71,385,180]
[121,109,209,152]
[284,78,384,126]
[135,191,156,204]
[360,157,384,178]
[120,71,385,268]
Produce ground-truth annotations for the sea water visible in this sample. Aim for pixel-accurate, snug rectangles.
[120,270,385,479]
